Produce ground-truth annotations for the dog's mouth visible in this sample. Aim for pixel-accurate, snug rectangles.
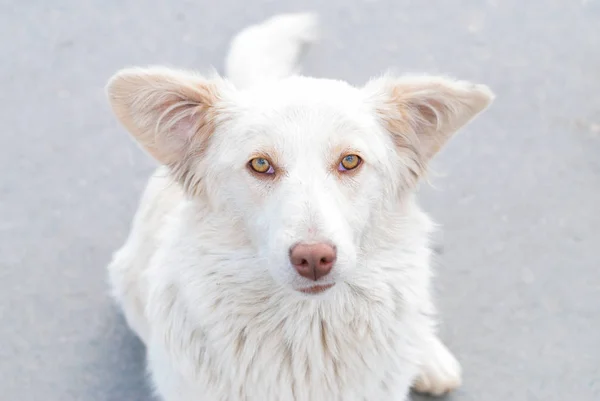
[298,283,335,294]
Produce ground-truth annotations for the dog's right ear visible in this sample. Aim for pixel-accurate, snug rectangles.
[363,74,493,186]
[106,67,223,166]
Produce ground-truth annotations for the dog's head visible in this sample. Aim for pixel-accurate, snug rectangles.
[107,68,492,295]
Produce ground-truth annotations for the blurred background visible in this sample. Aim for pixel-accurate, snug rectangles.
[1,1,599,400]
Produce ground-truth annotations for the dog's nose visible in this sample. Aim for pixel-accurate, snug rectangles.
[289,243,336,281]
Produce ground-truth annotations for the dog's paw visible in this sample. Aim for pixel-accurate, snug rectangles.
[412,337,462,396]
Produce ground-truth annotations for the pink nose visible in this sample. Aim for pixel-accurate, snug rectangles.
[289,243,336,281]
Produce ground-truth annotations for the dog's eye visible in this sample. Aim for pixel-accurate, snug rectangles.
[338,154,362,171]
[249,157,275,174]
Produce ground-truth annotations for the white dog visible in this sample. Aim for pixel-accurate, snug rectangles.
[106,13,493,401]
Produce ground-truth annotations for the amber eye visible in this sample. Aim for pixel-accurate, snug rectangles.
[249,157,274,174]
[339,154,362,171]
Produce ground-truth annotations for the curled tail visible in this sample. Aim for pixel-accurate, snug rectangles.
[225,13,319,89]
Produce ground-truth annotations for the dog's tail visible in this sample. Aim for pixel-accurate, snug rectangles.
[225,13,318,89]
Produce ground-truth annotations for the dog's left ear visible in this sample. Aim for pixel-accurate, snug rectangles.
[365,75,494,175]
[106,67,226,167]
[106,67,232,195]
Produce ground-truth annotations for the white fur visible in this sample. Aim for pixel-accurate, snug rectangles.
[106,13,493,401]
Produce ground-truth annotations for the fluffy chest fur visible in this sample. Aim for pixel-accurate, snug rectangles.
[143,201,433,401]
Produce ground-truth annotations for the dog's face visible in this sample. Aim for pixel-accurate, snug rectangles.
[206,78,397,292]
[107,68,492,294]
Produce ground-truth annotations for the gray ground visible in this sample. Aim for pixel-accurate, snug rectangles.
[1,1,599,400]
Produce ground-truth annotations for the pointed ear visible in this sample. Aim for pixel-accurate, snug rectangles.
[106,67,224,166]
[365,75,494,176]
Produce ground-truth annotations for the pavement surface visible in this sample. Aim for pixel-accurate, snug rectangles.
[1,1,599,400]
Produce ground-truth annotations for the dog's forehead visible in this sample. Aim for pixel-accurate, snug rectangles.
[215,77,392,166]
[230,77,376,147]
[237,76,366,115]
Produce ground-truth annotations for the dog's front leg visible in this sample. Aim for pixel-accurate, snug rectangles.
[412,334,462,396]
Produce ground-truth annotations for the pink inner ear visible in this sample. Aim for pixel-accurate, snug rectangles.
[155,105,202,159]
[415,100,445,131]
[171,112,198,142]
